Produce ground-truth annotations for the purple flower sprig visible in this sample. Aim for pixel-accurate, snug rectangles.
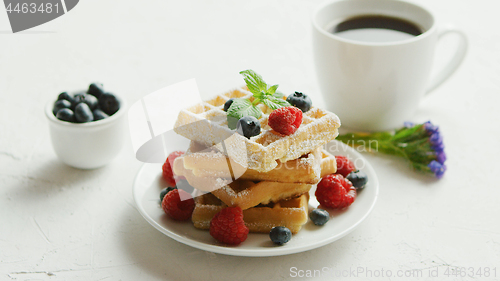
[336,121,447,179]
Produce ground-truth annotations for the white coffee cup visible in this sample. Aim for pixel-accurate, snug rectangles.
[312,0,467,131]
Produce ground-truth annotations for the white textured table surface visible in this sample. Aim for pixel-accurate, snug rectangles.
[1,0,500,280]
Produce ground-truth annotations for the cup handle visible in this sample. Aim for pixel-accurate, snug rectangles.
[426,25,468,94]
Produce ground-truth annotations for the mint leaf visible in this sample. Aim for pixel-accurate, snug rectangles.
[240,70,268,95]
[239,70,281,100]
[226,98,262,129]
[267,84,279,95]
[273,91,284,98]
[252,91,265,100]
[261,96,291,110]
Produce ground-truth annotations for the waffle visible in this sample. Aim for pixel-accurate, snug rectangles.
[174,145,337,190]
[173,86,341,172]
[175,155,313,201]
[174,160,229,192]
[191,193,309,234]
[320,149,337,177]
[211,180,312,210]
[179,142,338,182]
[174,142,323,184]
[208,150,337,209]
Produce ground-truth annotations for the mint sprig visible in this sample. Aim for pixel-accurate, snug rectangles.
[226,70,291,129]
[239,70,269,96]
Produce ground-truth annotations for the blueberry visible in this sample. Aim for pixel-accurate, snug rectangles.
[99,93,120,115]
[73,93,98,111]
[73,92,86,101]
[57,92,74,104]
[160,186,177,202]
[346,170,368,189]
[269,226,292,245]
[55,108,75,122]
[286,91,312,112]
[88,83,104,98]
[236,116,261,139]
[223,98,234,112]
[71,92,86,109]
[92,109,109,121]
[310,209,329,226]
[53,99,72,115]
[74,103,94,123]
[83,94,98,110]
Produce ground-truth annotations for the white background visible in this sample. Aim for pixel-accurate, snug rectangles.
[1,0,500,280]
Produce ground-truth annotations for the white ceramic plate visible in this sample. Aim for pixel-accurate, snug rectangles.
[132,140,379,257]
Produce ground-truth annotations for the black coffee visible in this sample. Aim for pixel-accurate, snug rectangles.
[331,15,423,43]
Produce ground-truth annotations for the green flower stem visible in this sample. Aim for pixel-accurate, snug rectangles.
[337,127,436,175]
[412,162,431,173]
[337,121,446,178]
[337,134,409,159]
[336,132,392,143]
[393,125,427,143]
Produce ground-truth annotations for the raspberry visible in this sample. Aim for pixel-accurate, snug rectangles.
[268,106,303,136]
[210,207,249,245]
[161,189,195,221]
[315,174,356,209]
[162,151,185,187]
[335,155,356,177]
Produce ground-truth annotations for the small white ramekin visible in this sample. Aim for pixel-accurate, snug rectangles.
[45,97,127,169]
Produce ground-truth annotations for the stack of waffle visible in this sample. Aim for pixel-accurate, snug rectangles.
[172,87,341,234]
